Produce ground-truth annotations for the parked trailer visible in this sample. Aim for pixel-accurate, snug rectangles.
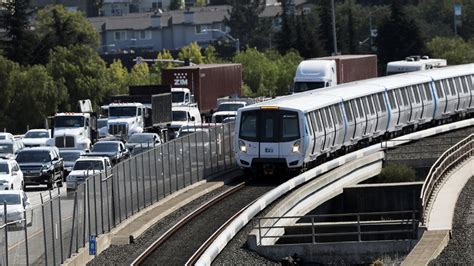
[161,64,243,119]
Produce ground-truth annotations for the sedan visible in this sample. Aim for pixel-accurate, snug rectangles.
[0,190,32,228]
[0,159,24,190]
[126,133,161,155]
[87,141,130,165]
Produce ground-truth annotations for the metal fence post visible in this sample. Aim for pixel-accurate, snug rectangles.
[116,167,122,223]
[123,162,128,219]
[4,202,8,266]
[161,146,166,197]
[154,146,159,202]
[188,135,193,184]
[174,140,179,190]
[215,126,219,170]
[49,190,56,266]
[135,156,140,212]
[85,181,90,246]
[148,148,153,204]
[68,191,77,256]
[57,187,64,263]
[258,218,262,246]
[23,209,30,265]
[209,127,214,173]
[357,215,361,242]
[311,216,315,244]
[40,194,48,266]
[223,125,227,169]
[141,152,146,208]
[99,172,105,234]
[129,161,134,215]
[167,143,172,194]
[181,137,186,186]
[93,174,98,237]
[194,130,200,181]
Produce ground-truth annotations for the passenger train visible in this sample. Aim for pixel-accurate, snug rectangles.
[234,64,474,175]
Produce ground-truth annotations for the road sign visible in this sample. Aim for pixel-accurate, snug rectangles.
[89,235,96,255]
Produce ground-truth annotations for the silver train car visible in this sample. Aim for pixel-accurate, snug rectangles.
[234,64,474,175]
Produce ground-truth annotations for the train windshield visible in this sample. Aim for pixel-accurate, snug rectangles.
[293,82,326,93]
[239,110,300,142]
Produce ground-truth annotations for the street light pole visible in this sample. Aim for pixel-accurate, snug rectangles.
[331,0,338,55]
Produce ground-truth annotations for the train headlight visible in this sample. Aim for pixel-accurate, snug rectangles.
[292,141,300,153]
[239,140,247,153]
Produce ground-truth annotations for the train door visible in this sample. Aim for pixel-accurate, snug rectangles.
[353,99,366,144]
[432,80,446,120]
[363,96,377,138]
[386,89,399,133]
[442,79,457,116]
[467,75,474,112]
[321,108,334,153]
[397,88,410,127]
[408,86,422,124]
[455,76,469,113]
[331,104,345,150]
[342,102,355,147]
[258,110,280,159]
[305,114,315,161]
[373,93,388,136]
[418,83,434,124]
[311,111,325,156]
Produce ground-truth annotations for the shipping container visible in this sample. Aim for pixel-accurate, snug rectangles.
[316,54,378,84]
[161,64,243,114]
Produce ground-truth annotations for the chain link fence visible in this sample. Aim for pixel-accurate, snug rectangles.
[0,122,236,265]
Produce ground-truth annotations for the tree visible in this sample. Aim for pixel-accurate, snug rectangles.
[275,0,296,54]
[318,0,335,55]
[47,45,109,110]
[295,11,324,58]
[169,0,182,10]
[178,42,204,64]
[204,45,218,63]
[150,49,176,84]
[375,0,425,71]
[224,0,266,49]
[105,59,129,97]
[427,37,474,65]
[32,5,100,65]
[129,62,151,86]
[0,0,36,65]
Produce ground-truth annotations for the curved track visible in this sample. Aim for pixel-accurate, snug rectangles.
[131,179,278,265]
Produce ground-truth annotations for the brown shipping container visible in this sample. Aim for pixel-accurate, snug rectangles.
[161,64,242,113]
[317,55,378,84]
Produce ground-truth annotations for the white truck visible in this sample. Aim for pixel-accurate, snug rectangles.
[386,56,447,75]
[168,105,202,139]
[292,54,378,93]
[171,88,196,107]
[106,85,172,141]
[211,100,250,123]
[49,100,97,150]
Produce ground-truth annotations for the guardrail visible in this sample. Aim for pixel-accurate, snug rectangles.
[420,133,474,225]
[0,122,236,265]
[253,211,419,245]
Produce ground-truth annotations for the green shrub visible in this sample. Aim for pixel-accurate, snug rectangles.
[372,163,416,183]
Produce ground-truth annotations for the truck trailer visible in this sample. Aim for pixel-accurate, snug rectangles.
[292,54,378,93]
[161,64,243,119]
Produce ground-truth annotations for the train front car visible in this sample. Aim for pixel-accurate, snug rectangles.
[235,106,305,175]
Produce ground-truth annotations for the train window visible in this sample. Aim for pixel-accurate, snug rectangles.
[456,77,466,93]
[361,98,369,115]
[448,78,457,95]
[305,114,313,136]
[400,88,409,106]
[434,81,444,98]
[261,111,275,141]
[323,109,332,128]
[315,111,324,132]
[333,105,343,124]
[371,95,380,113]
[356,99,364,118]
[350,101,359,118]
[281,112,300,142]
[406,88,414,104]
[366,97,375,115]
[441,80,450,96]
[460,76,469,93]
[423,84,432,101]
[320,110,328,129]
[418,85,426,101]
[388,91,397,109]
[412,86,420,103]
[468,75,474,91]
[343,102,353,122]
[239,111,257,141]
[378,94,386,112]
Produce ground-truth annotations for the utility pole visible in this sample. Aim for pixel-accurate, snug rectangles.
[331,0,338,55]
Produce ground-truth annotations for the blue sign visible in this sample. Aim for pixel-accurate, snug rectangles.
[454,4,462,16]
[89,235,96,255]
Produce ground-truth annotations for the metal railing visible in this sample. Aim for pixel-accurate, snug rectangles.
[0,122,236,265]
[420,133,474,225]
[254,210,419,245]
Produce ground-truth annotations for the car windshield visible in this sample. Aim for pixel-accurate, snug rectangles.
[55,116,84,128]
[25,131,49,138]
[97,119,107,128]
[128,135,154,143]
[92,143,118,153]
[0,163,9,174]
[217,103,244,112]
[109,107,137,117]
[293,81,326,93]
[172,91,185,103]
[0,144,13,154]
[172,111,188,121]
[73,161,104,171]
[16,151,51,163]
[0,194,21,205]
[60,151,82,162]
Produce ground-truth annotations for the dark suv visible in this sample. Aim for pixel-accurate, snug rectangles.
[16,147,64,189]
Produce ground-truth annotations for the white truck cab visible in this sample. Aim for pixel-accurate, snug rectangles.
[386,56,447,75]
[169,106,202,139]
[211,101,247,123]
[52,113,94,150]
[107,102,146,139]
[293,60,337,93]
[171,88,196,107]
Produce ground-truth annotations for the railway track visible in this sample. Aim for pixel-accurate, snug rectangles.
[131,178,278,265]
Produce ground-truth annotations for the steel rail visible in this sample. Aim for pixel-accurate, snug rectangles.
[130,181,247,266]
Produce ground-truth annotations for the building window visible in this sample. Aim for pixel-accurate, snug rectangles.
[114,31,127,41]
[139,30,152,40]
[195,24,209,34]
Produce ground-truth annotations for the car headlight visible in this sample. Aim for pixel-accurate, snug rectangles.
[292,140,300,153]
[239,140,247,153]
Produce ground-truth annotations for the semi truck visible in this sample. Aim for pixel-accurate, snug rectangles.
[161,64,243,120]
[292,54,378,93]
[386,56,447,75]
[106,85,172,141]
[48,99,98,150]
